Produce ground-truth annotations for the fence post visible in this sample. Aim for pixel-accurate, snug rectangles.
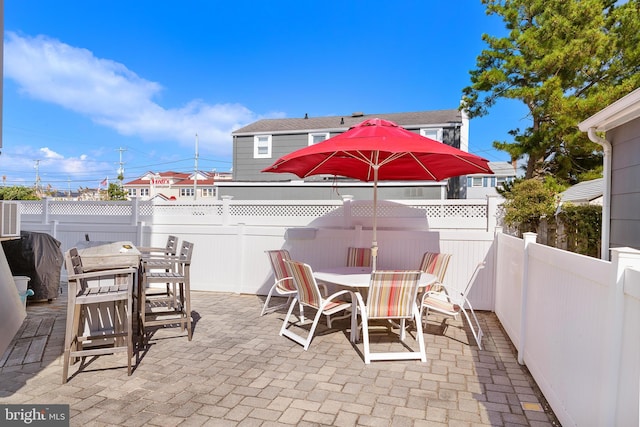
[236,223,246,294]
[518,232,537,365]
[51,220,58,240]
[341,195,353,229]
[221,196,233,226]
[602,247,640,426]
[42,197,50,225]
[486,195,500,232]
[131,197,139,226]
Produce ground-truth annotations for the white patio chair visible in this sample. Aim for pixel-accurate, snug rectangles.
[419,262,485,349]
[418,251,452,293]
[261,250,298,316]
[280,260,354,350]
[354,270,426,364]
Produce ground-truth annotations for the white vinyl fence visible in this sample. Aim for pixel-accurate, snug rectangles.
[16,197,640,425]
[495,232,640,427]
[19,197,501,310]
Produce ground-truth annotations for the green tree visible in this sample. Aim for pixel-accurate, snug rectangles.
[462,0,640,184]
[557,204,602,257]
[106,183,128,201]
[500,178,558,235]
[0,186,39,200]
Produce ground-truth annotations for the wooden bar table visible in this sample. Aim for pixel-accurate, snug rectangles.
[70,241,141,345]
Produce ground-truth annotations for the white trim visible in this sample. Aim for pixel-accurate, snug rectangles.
[578,87,640,132]
[420,127,443,142]
[308,132,330,146]
[253,135,272,158]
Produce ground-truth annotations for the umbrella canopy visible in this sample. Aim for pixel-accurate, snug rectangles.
[262,118,493,269]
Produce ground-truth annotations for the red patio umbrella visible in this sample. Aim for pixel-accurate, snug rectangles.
[262,118,493,269]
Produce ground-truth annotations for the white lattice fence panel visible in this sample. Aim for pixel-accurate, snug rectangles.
[49,202,133,216]
[229,203,338,218]
[19,202,42,215]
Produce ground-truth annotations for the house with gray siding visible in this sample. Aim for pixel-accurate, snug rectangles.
[466,161,517,199]
[231,109,472,200]
[579,87,640,257]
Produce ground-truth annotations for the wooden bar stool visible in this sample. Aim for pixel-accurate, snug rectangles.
[62,248,137,383]
[138,241,194,345]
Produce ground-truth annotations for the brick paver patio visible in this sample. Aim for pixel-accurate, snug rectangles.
[0,286,560,426]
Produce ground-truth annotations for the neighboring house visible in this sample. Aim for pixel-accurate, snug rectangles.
[122,170,231,201]
[578,87,640,257]
[466,161,517,199]
[559,178,604,206]
[231,109,472,200]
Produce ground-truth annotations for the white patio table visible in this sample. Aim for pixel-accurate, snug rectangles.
[313,267,437,343]
[314,267,437,290]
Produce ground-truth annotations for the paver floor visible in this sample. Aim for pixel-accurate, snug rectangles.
[0,285,560,426]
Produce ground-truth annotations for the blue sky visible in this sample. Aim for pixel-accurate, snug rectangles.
[2,1,528,190]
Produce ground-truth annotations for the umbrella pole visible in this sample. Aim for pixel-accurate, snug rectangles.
[372,166,378,271]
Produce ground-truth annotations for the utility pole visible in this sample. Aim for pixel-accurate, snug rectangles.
[117,147,127,184]
[193,134,199,201]
[34,160,41,195]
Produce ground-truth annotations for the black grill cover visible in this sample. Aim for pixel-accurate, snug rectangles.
[1,231,63,300]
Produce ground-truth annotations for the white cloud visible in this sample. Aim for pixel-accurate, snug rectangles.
[0,145,111,188]
[39,147,63,159]
[4,32,281,156]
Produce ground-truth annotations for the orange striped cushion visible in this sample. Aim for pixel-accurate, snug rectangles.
[347,247,372,267]
[367,271,422,318]
[267,250,295,291]
[422,296,460,313]
[285,260,321,308]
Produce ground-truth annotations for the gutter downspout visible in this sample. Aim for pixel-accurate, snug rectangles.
[587,128,611,261]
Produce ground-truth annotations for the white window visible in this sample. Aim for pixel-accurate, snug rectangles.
[128,188,137,196]
[420,128,443,142]
[308,132,329,146]
[181,188,195,197]
[254,135,272,158]
[201,188,215,197]
[140,188,149,196]
[471,177,483,187]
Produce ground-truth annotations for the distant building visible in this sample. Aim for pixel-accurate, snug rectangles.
[466,161,517,199]
[230,109,470,200]
[122,171,231,201]
[559,178,604,206]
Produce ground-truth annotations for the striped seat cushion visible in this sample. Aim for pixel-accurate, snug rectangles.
[367,270,422,318]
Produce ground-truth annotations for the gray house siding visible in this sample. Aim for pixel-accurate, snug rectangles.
[609,117,640,250]
[233,133,317,181]
[230,109,469,200]
[233,125,464,195]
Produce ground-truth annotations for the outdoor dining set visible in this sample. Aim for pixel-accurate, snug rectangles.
[261,247,485,364]
[59,234,484,382]
[61,236,193,383]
